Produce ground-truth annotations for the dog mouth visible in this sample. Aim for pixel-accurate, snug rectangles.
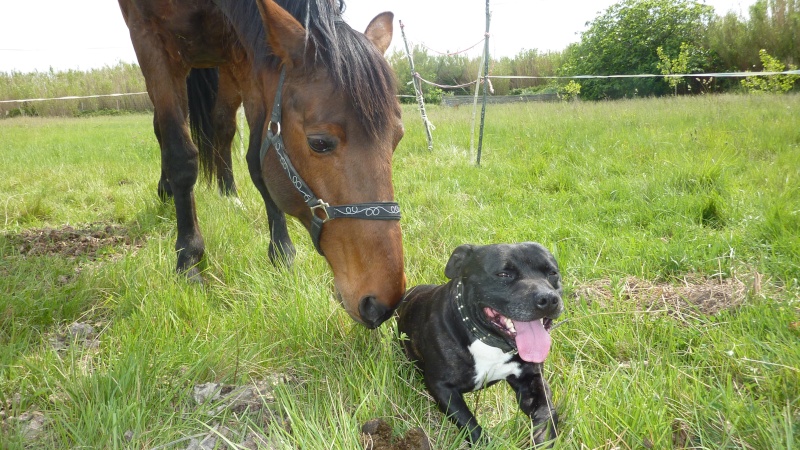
[484,307,553,363]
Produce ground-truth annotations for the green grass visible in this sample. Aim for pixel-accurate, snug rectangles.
[1,94,798,449]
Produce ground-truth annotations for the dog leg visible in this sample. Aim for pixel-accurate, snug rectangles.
[507,372,558,446]
[427,382,483,444]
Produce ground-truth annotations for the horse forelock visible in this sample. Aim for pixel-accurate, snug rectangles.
[219,0,398,139]
[320,22,398,140]
[299,2,398,140]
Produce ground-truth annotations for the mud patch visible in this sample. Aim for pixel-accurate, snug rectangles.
[572,274,753,318]
[1,411,48,441]
[192,374,292,417]
[177,374,294,450]
[49,321,101,351]
[182,423,282,450]
[361,418,430,450]
[1,393,49,445]
[4,223,142,260]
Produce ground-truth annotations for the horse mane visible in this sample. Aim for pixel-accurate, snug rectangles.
[218,0,397,139]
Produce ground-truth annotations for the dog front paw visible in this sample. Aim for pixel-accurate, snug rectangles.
[463,424,488,447]
[531,407,557,446]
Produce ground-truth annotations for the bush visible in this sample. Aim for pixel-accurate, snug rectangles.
[741,49,799,93]
[558,81,582,101]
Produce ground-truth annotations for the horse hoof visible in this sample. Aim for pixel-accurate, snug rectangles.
[228,197,245,209]
[269,242,296,269]
[219,185,238,197]
[158,182,174,201]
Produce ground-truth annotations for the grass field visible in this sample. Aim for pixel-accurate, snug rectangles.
[1,94,799,449]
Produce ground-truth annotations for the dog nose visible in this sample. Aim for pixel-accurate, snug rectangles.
[358,295,393,329]
[535,292,562,316]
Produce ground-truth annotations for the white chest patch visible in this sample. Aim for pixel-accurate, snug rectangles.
[468,340,522,390]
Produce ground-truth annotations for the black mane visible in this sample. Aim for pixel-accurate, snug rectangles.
[218,0,397,138]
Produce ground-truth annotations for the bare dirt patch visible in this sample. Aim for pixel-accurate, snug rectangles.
[571,273,755,318]
[4,223,142,260]
[1,410,48,441]
[171,374,294,450]
[361,418,431,450]
[49,321,101,352]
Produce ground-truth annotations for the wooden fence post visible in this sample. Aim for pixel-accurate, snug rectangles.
[400,20,434,152]
[476,0,491,166]
[469,49,485,155]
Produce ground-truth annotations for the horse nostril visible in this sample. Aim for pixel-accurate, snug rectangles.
[358,295,393,329]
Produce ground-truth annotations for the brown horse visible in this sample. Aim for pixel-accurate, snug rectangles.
[117,0,405,328]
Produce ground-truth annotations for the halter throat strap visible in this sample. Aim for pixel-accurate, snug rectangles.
[453,279,517,355]
[259,67,401,255]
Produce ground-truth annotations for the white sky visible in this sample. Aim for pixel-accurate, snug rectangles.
[0,0,756,73]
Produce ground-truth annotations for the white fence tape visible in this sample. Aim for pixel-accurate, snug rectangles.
[0,92,148,104]
[2,69,798,103]
[487,70,800,80]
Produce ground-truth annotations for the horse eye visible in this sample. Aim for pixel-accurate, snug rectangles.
[307,137,335,154]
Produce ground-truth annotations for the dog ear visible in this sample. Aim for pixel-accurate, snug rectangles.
[445,244,473,279]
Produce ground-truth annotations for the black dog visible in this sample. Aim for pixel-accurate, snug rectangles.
[396,242,563,446]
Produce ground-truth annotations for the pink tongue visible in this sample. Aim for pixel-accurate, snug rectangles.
[512,319,551,363]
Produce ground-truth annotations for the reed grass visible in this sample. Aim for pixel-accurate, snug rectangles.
[0,63,150,117]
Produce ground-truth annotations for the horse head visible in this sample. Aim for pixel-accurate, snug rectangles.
[256,0,405,329]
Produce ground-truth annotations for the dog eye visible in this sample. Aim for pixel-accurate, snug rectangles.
[496,271,512,278]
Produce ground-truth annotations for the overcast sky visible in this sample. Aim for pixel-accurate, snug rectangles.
[0,0,756,73]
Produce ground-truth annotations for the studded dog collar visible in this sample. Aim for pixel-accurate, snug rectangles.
[453,279,518,355]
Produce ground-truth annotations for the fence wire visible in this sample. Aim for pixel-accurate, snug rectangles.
[1,70,798,105]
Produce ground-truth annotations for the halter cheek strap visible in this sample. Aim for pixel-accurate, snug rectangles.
[259,68,402,255]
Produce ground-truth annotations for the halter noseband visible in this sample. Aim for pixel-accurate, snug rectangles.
[259,68,402,255]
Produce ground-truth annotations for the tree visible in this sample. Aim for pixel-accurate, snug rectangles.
[706,0,800,71]
[657,42,702,95]
[561,0,714,99]
[386,46,445,104]
[741,49,799,92]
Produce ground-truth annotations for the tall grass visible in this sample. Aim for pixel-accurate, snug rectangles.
[0,63,150,117]
[0,94,798,449]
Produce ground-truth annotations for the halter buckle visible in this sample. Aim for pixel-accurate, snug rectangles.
[310,200,331,223]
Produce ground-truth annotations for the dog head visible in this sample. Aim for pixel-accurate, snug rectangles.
[445,242,564,362]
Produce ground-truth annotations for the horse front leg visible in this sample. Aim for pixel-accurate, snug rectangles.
[123,5,205,282]
[148,72,206,280]
[244,107,295,268]
[158,111,206,281]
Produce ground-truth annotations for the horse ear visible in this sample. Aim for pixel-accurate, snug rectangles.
[256,0,307,67]
[444,244,473,280]
[364,12,394,55]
